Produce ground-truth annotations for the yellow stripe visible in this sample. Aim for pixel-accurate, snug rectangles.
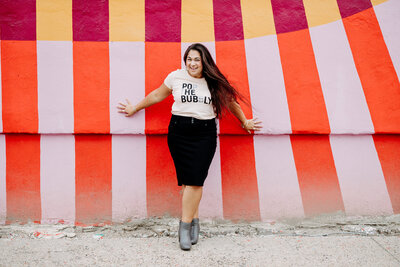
[181,0,214,42]
[37,0,72,41]
[241,0,275,38]
[109,0,145,41]
[371,0,388,6]
[303,0,341,28]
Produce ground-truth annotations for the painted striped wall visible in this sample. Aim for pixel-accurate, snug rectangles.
[1,0,400,224]
[0,134,399,224]
[0,0,398,134]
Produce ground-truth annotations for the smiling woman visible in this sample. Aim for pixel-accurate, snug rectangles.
[117,43,262,251]
[186,50,203,78]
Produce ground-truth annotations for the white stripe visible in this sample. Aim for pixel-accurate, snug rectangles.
[245,36,292,134]
[112,135,147,222]
[0,135,6,224]
[374,0,400,80]
[110,42,145,134]
[310,21,374,134]
[40,135,75,224]
[199,137,223,219]
[254,135,304,220]
[37,41,74,133]
[330,135,393,215]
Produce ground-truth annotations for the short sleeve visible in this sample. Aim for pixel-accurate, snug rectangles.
[163,70,176,89]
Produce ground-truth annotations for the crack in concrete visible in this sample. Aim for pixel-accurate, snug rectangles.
[370,237,400,264]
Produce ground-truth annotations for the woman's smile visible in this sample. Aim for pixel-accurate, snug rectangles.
[186,50,203,78]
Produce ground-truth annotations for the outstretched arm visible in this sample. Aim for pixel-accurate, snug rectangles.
[228,101,262,134]
[117,83,172,117]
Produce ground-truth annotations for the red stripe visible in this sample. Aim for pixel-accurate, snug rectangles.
[215,40,260,221]
[290,135,344,216]
[277,29,330,133]
[2,41,38,133]
[342,8,400,133]
[270,0,308,34]
[336,0,372,18]
[220,135,260,221]
[144,42,180,134]
[75,135,112,225]
[145,0,181,42]
[0,0,36,40]
[6,134,41,223]
[373,135,400,213]
[213,0,244,41]
[73,0,109,41]
[73,42,110,133]
[145,42,181,216]
[215,40,252,134]
[146,135,181,217]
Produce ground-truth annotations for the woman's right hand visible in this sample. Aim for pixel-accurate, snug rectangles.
[117,99,137,117]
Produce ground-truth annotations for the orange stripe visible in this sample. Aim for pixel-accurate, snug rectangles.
[73,41,110,133]
[144,42,180,134]
[145,42,181,216]
[220,135,260,221]
[215,40,260,221]
[75,135,112,225]
[146,135,181,217]
[290,135,344,216]
[277,29,330,134]
[6,134,41,223]
[215,40,253,134]
[373,135,400,213]
[1,41,38,133]
[342,8,400,133]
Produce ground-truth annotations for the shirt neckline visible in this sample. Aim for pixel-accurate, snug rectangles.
[184,69,205,81]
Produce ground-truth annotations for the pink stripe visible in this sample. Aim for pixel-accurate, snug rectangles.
[245,36,292,134]
[37,41,74,133]
[374,0,400,81]
[254,135,304,220]
[330,135,393,215]
[40,135,75,224]
[112,135,147,222]
[309,21,374,134]
[110,42,145,134]
[0,135,5,224]
[73,0,109,41]
[213,0,244,41]
[145,0,181,42]
[199,137,223,219]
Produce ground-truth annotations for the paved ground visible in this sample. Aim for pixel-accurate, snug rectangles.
[1,213,400,266]
[1,236,400,266]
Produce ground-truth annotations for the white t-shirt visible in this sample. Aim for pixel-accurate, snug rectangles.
[164,69,216,120]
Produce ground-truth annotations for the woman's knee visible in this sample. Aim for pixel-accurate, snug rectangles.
[184,185,202,190]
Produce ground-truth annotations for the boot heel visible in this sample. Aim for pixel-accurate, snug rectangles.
[191,218,200,245]
[179,220,192,251]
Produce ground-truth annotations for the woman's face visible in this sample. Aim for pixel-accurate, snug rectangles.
[186,49,203,78]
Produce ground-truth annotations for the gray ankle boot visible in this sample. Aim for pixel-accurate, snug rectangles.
[191,218,200,245]
[179,220,192,250]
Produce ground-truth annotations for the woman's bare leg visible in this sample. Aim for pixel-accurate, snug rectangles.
[181,185,200,219]
[181,185,203,223]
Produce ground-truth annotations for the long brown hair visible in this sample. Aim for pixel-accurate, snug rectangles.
[183,43,247,118]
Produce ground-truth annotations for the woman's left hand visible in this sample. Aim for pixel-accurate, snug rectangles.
[242,118,262,134]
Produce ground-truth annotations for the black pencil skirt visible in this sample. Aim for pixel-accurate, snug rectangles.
[167,114,217,186]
